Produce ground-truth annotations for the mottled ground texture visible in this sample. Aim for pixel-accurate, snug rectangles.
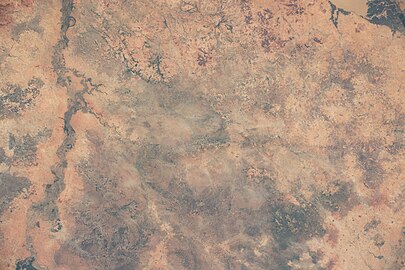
[0,0,404,269]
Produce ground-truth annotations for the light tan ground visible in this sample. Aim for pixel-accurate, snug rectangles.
[0,0,404,269]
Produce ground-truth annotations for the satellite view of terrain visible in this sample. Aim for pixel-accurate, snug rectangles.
[0,0,404,269]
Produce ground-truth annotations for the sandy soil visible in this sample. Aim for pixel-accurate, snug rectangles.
[0,0,404,269]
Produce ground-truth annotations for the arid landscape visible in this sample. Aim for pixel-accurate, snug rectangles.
[0,0,404,269]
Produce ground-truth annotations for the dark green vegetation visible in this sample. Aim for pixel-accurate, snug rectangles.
[0,173,30,215]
